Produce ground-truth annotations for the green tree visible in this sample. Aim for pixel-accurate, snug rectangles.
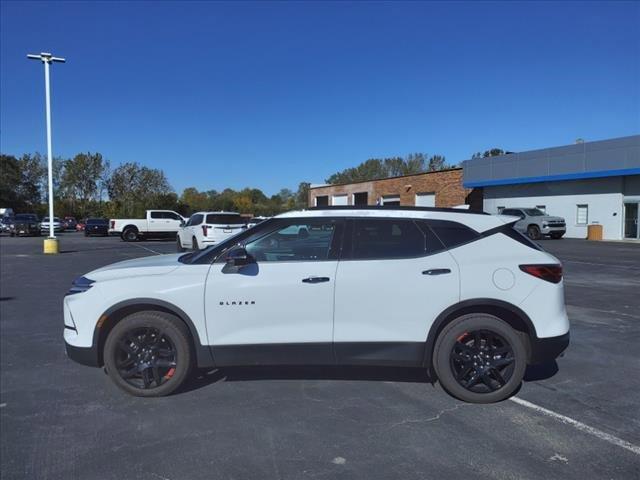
[472,148,505,159]
[325,152,445,184]
[107,162,174,217]
[60,152,109,218]
[0,155,23,208]
[295,182,310,209]
[427,155,450,171]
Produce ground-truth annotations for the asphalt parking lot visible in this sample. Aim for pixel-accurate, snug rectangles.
[1,233,639,479]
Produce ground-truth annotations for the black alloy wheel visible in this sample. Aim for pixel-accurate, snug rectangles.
[104,311,193,397]
[450,329,515,393]
[113,326,178,390]
[433,314,527,403]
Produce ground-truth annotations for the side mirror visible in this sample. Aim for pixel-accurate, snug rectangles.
[226,247,255,267]
[180,220,185,227]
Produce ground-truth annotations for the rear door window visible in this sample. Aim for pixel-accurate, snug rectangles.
[351,219,426,260]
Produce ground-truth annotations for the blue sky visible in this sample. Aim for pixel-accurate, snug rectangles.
[1,1,639,195]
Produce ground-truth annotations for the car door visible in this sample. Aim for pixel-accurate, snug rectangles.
[164,211,184,232]
[204,218,344,366]
[333,218,460,366]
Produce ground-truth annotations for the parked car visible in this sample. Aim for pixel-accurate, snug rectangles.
[0,208,15,218]
[11,214,40,237]
[76,219,86,232]
[41,217,63,234]
[84,218,110,237]
[246,216,268,228]
[1,216,15,234]
[109,210,186,242]
[177,211,248,251]
[63,216,78,231]
[64,206,569,403]
[500,208,566,240]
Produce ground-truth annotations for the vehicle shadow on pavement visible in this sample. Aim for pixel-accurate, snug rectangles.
[179,365,434,393]
[178,362,560,395]
[523,361,559,381]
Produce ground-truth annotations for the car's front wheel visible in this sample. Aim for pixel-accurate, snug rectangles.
[433,314,527,403]
[526,225,541,240]
[103,311,193,397]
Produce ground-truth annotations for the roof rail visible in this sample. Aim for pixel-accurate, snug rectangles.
[307,205,488,215]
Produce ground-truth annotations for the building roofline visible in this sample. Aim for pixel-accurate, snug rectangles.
[307,205,487,215]
[309,167,462,190]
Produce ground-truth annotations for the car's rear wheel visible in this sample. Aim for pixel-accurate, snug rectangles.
[177,236,185,252]
[104,311,193,397]
[122,228,138,242]
[433,314,527,403]
[192,236,199,250]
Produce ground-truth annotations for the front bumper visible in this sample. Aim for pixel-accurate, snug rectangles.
[529,332,570,364]
[65,339,100,367]
[541,226,566,235]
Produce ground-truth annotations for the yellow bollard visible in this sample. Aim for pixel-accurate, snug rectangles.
[43,238,59,254]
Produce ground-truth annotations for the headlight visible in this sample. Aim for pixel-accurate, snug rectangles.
[66,276,95,296]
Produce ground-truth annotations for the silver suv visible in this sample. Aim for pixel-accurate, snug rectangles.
[500,208,566,240]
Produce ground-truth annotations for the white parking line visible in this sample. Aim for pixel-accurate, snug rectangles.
[127,243,162,255]
[510,397,640,455]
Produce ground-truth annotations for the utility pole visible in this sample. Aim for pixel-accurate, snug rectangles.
[27,52,65,254]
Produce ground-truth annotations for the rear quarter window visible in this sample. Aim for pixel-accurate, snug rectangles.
[427,220,480,249]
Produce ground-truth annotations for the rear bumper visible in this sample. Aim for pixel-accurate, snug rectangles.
[529,332,570,364]
[65,340,100,367]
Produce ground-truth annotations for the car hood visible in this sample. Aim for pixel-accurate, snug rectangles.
[85,253,184,281]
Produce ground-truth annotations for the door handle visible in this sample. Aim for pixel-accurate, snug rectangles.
[302,276,330,284]
[422,268,451,276]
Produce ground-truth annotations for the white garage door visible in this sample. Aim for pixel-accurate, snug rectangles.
[415,193,435,207]
[332,194,348,206]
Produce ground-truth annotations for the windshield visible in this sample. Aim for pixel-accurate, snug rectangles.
[523,209,545,216]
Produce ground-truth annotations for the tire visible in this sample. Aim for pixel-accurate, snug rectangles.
[103,311,193,397]
[433,314,527,403]
[177,236,185,252]
[122,228,138,242]
[551,233,564,239]
[526,225,541,240]
[192,236,199,251]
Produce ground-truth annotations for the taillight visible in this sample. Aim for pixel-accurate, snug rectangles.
[202,225,210,236]
[519,264,562,283]
[110,220,115,229]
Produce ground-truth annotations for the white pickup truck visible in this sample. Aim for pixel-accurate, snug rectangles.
[109,210,186,242]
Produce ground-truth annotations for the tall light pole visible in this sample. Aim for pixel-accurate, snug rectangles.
[27,52,65,253]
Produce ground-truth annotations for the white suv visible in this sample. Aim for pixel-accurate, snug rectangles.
[177,211,248,251]
[64,207,569,403]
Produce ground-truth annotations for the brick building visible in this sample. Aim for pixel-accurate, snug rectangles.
[308,168,482,210]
